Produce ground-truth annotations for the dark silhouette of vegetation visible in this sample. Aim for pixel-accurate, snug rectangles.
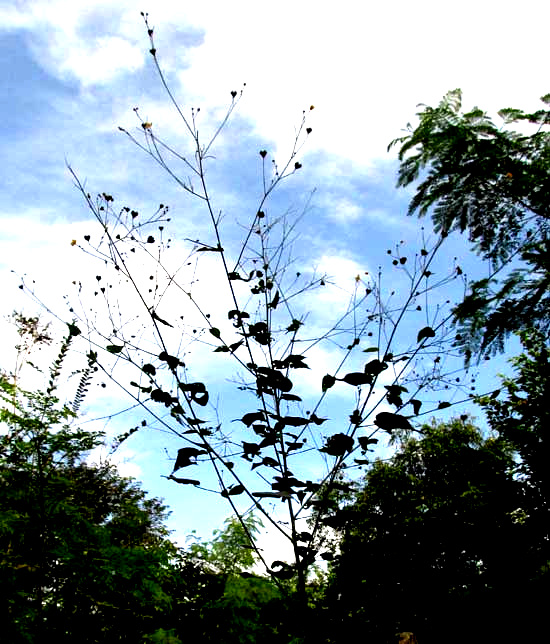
[390,89,550,362]
[9,14,550,640]
[0,319,180,643]
[325,417,520,642]
[17,15,475,615]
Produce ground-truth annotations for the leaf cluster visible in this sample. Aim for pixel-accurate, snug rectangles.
[391,89,550,360]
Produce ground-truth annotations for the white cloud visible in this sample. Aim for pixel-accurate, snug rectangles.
[59,35,144,86]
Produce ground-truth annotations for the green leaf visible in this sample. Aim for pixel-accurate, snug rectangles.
[213,345,230,353]
[209,327,221,339]
[67,322,81,337]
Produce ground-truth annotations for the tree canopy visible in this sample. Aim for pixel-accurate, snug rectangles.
[0,327,180,643]
[390,89,550,360]
[326,417,536,643]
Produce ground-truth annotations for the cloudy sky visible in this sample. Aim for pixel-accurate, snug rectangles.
[1,0,547,559]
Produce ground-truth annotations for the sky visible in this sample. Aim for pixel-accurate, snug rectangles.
[1,0,548,564]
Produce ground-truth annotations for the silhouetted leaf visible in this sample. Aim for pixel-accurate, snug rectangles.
[286,441,304,451]
[270,561,295,579]
[185,417,207,426]
[268,290,280,309]
[256,367,293,392]
[338,372,373,387]
[281,393,303,402]
[310,413,328,425]
[159,351,183,370]
[239,411,266,426]
[417,326,436,343]
[209,327,221,339]
[180,382,209,406]
[320,433,354,456]
[410,399,422,415]
[286,319,303,333]
[349,409,362,424]
[322,374,336,392]
[150,309,173,327]
[438,401,452,409]
[242,442,261,460]
[358,436,378,450]
[150,388,176,406]
[248,322,271,345]
[251,457,279,470]
[385,384,409,407]
[273,354,309,369]
[142,363,156,376]
[197,245,223,252]
[221,484,245,497]
[364,359,388,376]
[168,476,200,486]
[173,447,207,472]
[213,345,230,352]
[67,323,81,337]
[374,412,413,431]
[106,344,124,354]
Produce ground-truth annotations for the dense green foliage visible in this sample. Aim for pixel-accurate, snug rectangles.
[478,329,550,573]
[326,418,521,642]
[391,89,550,360]
[0,332,179,643]
[325,329,550,642]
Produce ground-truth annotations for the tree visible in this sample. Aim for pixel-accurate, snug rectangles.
[326,417,523,643]
[22,15,474,612]
[0,320,181,643]
[187,514,263,575]
[390,89,550,361]
[478,329,550,571]
[177,515,290,644]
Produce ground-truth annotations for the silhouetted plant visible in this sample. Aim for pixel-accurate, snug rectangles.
[20,15,476,611]
[390,89,550,362]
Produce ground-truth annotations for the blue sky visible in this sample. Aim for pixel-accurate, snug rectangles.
[1,0,548,562]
